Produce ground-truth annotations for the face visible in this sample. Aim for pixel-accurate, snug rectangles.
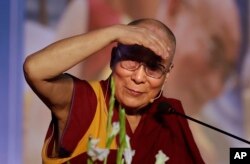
[111,22,173,110]
[112,59,167,110]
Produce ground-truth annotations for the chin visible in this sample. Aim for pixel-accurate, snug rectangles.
[121,100,148,110]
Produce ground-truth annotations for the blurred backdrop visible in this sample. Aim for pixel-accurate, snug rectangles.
[0,0,249,163]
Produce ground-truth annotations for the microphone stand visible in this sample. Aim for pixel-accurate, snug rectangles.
[169,108,250,145]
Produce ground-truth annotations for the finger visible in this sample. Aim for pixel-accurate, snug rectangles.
[117,26,168,59]
[144,33,168,59]
[135,26,169,59]
[149,32,170,59]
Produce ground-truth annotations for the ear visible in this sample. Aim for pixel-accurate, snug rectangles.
[165,72,170,81]
[166,0,182,16]
[165,73,170,81]
[164,69,172,82]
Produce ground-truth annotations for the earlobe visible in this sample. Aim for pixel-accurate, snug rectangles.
[164,72,170,82]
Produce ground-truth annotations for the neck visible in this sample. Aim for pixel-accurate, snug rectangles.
[126,114,141,133]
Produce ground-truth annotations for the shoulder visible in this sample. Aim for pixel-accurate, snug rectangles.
[67,74,96,93]
[67,74,109,105]
[66,74,98,106]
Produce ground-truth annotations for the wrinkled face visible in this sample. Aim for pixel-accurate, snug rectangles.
[111,23,174,110]
[112,55,168,109]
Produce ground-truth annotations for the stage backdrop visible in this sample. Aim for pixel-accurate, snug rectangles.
[22,0,249,164]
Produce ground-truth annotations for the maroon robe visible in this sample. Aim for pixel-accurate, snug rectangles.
[44,76,204,164]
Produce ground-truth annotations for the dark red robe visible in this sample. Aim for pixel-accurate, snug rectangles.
[43,76,204,164]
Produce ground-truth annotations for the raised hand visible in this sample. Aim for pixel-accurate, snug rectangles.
[111,24,170,60]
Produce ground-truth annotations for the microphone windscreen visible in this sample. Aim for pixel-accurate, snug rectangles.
[157,102,174,114]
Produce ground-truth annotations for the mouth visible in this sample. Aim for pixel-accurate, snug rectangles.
[126,87,144,96]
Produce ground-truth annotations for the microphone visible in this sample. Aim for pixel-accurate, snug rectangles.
[157,102,250,145]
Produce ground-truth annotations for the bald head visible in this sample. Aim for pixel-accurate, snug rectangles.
[128,18,176,63]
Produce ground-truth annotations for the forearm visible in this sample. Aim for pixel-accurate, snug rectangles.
[24,23,169,81]
[24,25,116,81]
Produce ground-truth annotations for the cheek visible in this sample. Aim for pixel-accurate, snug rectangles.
[112,65,129,97]
[147,79,165,98]
[113,64,131,78]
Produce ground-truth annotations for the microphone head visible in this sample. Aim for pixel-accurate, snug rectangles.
[157,102,175,114]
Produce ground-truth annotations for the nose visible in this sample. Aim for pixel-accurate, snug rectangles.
[131,65,147,84]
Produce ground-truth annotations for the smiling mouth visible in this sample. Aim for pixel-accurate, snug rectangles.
[126,87,144,96]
